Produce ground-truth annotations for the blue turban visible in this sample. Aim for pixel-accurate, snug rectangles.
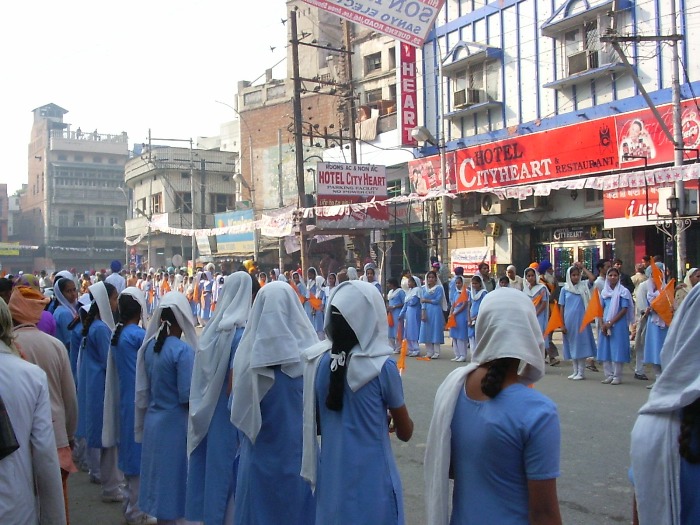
[110,260,122,273]
[538,260,552,274]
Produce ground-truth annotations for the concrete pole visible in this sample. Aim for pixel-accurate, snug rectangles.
[670,0,685,281]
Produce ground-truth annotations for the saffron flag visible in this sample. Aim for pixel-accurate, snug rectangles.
[650,256,664,292]
[308,295,323,312]
[396,320,407,375]
[544,300,564,336]
[289,281,306,304]
[387,311,394,328]
[650,279,676,326]
[579,287,603,332]
[444,286,468,329]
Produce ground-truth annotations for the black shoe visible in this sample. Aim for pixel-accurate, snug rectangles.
[634,373,649,381]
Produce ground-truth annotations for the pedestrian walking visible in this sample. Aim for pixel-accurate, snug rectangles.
[597,268,634,385]
[559,266,596,380]
[523,267,550,358]
[467,274,487,352]
[399,276,422,357]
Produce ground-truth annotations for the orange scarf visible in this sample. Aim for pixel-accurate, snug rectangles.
[8,286,50,325]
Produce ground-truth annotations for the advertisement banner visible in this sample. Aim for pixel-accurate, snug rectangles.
[399,43,418,146]
[260,206,295,238]
[215,210,255,254]
[301,0,445,47]
[408,151,458,195]
[450,247,492,275]
[454,119,618,192]
[316,162,389,229]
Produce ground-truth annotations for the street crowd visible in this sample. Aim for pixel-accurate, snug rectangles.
[0,254,698,524]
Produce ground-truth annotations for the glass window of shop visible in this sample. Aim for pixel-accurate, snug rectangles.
[533,225,615,280]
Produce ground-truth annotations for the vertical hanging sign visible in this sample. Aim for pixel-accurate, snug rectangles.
[399,43,418,147]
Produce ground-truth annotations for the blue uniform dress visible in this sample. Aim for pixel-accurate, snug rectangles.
[75,333,87,440]
[419,285,445,344]
[314,354,406,525]
[186,327,244,524]
[529,288,550,350]
[680,424,700,523]
[84,319,112,448]
[234,368,315,525]
[450,384,560,525]
[596,296,631,363]
[114,324,145,475]
[643,314,668,366]
[387,289,406,340]
[558,289,596,360]
[69,317,83,383]
[399,293,422,342]
[305,282,325,333]
[467,292,486,340]
[53,305,74,353]
[199,281,213,322]
[448,288,468,342]
[139,336,194,521]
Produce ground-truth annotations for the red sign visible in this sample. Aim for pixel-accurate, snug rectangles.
[399,43,418,147]
[407,151,457,195]
[454,119,618,192]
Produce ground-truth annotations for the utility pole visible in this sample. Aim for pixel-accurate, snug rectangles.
[278,128,285,272]
[291,9,307,275]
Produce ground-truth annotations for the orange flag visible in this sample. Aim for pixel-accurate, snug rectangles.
[395,320,407,375]
[531,294,542,307]
[444,286,468,329]
[579,287,604,332]
[651,279,676,326]
[387,311,395,328]
[193,276,201,304]
[544,300,564,335]
[650,256,664,293]
[308,295,323,311]
[289,281,306,304]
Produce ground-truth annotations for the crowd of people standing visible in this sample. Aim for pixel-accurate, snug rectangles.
[0,252,698,524]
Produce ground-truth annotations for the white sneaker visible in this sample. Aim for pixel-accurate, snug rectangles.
[572,374,585,380]
[601,377,614,384]
[611,378,621,385]
[430,354,440,359]
[450,357,458,361]
[567,373,577,380]
[456,356,466,362]
[126,515,157,525]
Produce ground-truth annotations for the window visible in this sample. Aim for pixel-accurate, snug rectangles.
[108,158,117,164]
[137,198,146,213]
[365,89,383,105]
[110,217,119,227]
[387,179,402,198]
[150,193,162,214]
[58,210,69,227]
[58,154,67,161]
[388,47,396,70]
[175,192,193,213]
[93,156,103,163]
[585,188,603,203]
[364,52,382,74]
[243,90,262,106]
[210,193,234,213]
[95,214,105,227]
[73,211,85,227]
[74,155,83,162]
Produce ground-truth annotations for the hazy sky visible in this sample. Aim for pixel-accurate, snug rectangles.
[0,1,290,195]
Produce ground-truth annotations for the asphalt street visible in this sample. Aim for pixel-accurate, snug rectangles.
[68,334,652,524]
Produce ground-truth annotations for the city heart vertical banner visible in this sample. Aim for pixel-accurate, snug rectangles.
[399,43,418,147]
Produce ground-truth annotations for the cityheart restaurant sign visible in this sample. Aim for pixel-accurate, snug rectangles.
[411,99,700,194]
[302,0,445,47]
[316,162,389,229]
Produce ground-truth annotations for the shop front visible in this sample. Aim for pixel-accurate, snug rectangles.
[533,225,615,280]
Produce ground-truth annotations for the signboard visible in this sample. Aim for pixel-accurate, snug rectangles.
[399,43,418,146]
[408,151,457,195]
[196,234,213,256]
[215,210,255,254]
[260,205,295,238]
[450,247,492,275]
[603,180,699,228]
[301,0,445,47]
[0,243,20,256]
[316,162,390,229]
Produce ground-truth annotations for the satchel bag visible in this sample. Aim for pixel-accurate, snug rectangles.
[0,394,20,460]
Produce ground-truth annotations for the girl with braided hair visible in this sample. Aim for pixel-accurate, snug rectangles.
[631,283,700,524]
[425,288,562,525]
[79,281,123,502]
[302,280,413,525]
[109,288,154,525]
[135,291,196,524]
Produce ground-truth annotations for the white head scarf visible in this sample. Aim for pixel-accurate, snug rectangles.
[54,275,78,316]
[601,269,635,325]
[230,281,318,444]
[306,267,319,290]
[424,271,448,311]
[346,267,359,280]
[134,292,197,442]
[631,284,700,525]
[324,273,337,296]
[683,267,698,289]
[121,287,148,327]
[88,281,116,332]
[424,288,546,525]
[469,274,487,302]
[404,275,423,302]
[188,272,251,454]
[522,268,546,298]
[563,266,591,310]
[315,275,326,298]
[301,280,396,489]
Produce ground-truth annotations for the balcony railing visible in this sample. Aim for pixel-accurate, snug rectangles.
[50,226,124,239]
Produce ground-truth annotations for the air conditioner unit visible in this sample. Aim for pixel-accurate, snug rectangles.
[454,88,482,108]
[466,88,482,105]
[685,188,699,216]
[481,194,503,215]
[453,89,467,108]
[516,195,550,212]
[567,51,589,75]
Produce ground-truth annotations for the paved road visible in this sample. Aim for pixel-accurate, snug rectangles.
[69,336,652,525]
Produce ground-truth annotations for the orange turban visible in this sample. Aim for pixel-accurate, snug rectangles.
[529,262,539,269]
[8,286,50,325]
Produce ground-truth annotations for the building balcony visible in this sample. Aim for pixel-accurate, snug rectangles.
[49,225,125,241]
[52,187,128,205]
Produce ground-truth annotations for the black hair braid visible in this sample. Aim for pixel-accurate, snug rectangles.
[154,307,177,354]
[82,302,100,337]
[325,306,359,411]
[679,398,700,464]
[481,358,518,398]
[111,294,142,346]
